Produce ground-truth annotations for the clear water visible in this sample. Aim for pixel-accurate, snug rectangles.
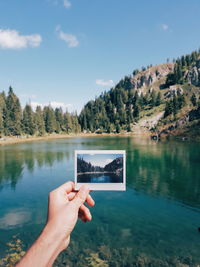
[0,137,199,265]
[77,172,123,183]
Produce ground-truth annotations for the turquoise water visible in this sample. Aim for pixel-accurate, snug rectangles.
[0,137,199,266]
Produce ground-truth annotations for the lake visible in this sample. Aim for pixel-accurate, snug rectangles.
[77,172,123,183]
[0,136,200,266]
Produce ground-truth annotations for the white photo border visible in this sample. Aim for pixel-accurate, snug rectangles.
[74,150,126,191]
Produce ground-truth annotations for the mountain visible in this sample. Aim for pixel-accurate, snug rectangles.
[104,157,123,175]
[79,49,200,139]
[77,157,123,174]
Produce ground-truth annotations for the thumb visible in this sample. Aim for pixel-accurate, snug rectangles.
[72,185,90,208]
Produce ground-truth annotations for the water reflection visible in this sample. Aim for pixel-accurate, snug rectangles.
[127,139,200,208]
[0,137,199,209]
[0,144,71,190]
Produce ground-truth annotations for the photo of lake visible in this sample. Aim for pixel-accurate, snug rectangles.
[77,153,124,183]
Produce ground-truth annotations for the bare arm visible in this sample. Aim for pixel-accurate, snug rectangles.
[16,182,94,267]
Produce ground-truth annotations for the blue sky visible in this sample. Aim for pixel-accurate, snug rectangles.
[78,153,122,167]
[0,0,200,113]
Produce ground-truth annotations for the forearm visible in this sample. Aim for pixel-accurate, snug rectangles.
[16,223,67,267]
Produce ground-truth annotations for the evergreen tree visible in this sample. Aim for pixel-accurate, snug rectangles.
[172,96,178,116]
[133,104,139,120]
[5,87,22,136]
[155,92,162,106]
[34,106,46,136]
[164,101,173,117]
[0,92,6,136]
[149,89,156,108]
[63,111,73,133]
[43,106,56,133]
[191,93,197,106]
[22,104,36,135]
[71,113,81,133]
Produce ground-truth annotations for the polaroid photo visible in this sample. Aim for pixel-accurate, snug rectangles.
[75,150,126,191]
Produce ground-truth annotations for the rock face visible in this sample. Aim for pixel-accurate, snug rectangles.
[185,58,200,86]
[131,63,174,94]
[164,85,183,98]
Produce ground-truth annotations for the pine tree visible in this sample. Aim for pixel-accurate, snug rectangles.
[191,93,197,106]
[164,101,173,117]
[71,113,81,133]
[0,92,6,136]
[43,106,57,133]
[22,104,36,135]
[155,92,162,106]
[63,111,73,133]
[34,106,46,136]
[5,87,22,136]
[149,89,156,108]
[55,107,64,133]
[133,104,139,120]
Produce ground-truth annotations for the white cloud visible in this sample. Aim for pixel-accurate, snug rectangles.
[63,0,71,8]
[30,101,72,111]
[162,24,169,31]
[0,28,42,49]
[56,25,79,48]
[96,79,114,87]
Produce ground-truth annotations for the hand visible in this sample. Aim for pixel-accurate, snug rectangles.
[47,181,95,249]
[17,181,94,267]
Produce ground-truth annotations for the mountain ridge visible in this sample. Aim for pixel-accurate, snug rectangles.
[79,48,200,139]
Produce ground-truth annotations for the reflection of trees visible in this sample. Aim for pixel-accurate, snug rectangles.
[127,140,200,208]
[0,148,68,190]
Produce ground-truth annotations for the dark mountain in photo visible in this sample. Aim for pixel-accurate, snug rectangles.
[77,156,123,174]
[104,157,123,174]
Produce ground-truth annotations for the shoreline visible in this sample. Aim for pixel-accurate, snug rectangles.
[0,132,151,146]
[77,171,117,175]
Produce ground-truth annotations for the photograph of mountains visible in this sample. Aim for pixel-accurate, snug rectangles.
[77,154,123,183]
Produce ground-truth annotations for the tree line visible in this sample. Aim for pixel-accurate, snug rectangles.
[77,156,123,173]
[166,49,200,86]
[0,87,80,137]
[79,88,162,133]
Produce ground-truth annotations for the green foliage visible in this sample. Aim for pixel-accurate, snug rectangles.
[166,49,200,86]
[22,104,36,135]
[0,236,25,267]
[85,253,109,267]
[35,106,46,136]
[0,88,81,137]
[4,87,22,136]
[164,93,185,118]
[191,93,197,106]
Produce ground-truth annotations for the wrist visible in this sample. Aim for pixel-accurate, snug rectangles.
[45,220,70,251]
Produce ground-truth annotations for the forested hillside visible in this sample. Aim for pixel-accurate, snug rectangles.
[79,49,200,138]
[1,48,200,139]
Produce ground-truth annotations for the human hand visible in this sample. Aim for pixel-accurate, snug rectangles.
[46,181,94,249]
[17,181,94,267]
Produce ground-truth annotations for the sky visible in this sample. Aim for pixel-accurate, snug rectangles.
[0,0,200,113]
[78,153,122,167]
